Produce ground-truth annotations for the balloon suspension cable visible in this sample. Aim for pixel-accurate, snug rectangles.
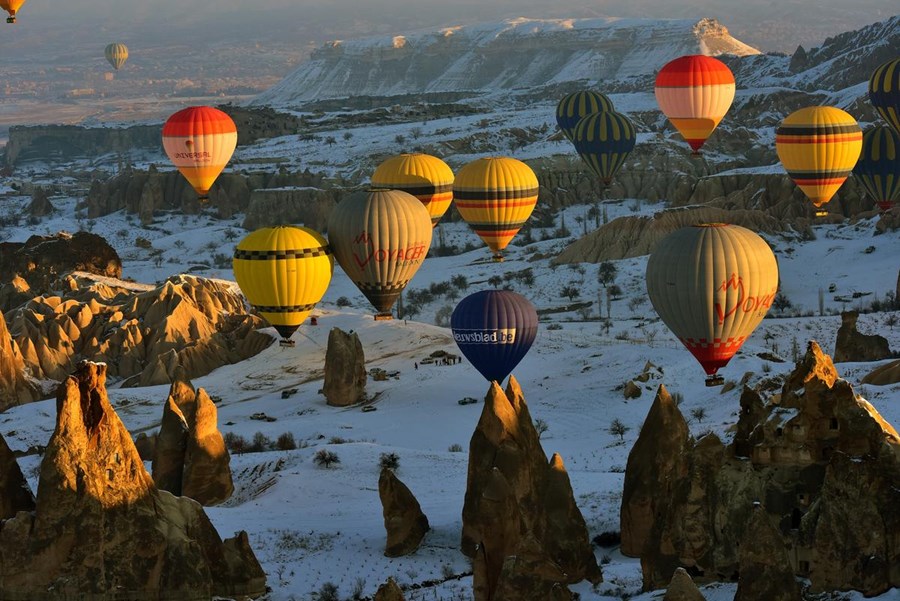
[278,339,296,348]
[374,312,393,321]
[705,374,725,387]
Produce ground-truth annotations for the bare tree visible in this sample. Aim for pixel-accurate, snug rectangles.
[609,418,629,441]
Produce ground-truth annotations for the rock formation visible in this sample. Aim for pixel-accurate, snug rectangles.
[374,577,405,601]
[833,310,892,362]
[0,361,266,600]
[663,568,706,601]
[734,504,802,601]
[27,186,54,217]
[621,341,900,596]
[152,368,234,505]
[0,433,35,520]
[463,377,601,600]
[3,273,272,397]
[0,231,121,294]
[862,359,900,386]
[0,307,41,410]
[323,327,366,407]
[378,467,429,557]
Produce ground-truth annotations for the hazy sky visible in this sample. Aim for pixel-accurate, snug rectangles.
[17,0,899,52]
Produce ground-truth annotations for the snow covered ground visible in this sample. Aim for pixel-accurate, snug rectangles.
[1,186,899,600]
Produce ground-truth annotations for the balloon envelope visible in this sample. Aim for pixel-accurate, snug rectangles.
[646,224,779,380]
[556,91,614,142]
[105,43,129,70]
[572,110,636,185]
[775,106,862,209]
[453,157,539,261]
[327,188,433,316]
[869,58,900,135]
[162,106,237,202]
[655,55,735,153]
[853,125,900,212]
[0,0,26,22]
[371,153,454,227]
[232,226,333,341]
[451,290,538,384]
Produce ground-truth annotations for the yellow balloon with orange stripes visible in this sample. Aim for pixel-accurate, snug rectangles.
[162,106,237,203]
[0,0,26,23]
[453,157,539,262]
[371,153,454,227]
[775,106,863,211]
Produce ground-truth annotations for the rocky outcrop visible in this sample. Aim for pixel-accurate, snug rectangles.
[323,327,366,407]
[663,568,706,601]
[4,273,272,395]
[0,231,121,294]
[27,187,54,217]
[463,377,601,600]
[374,577,405,601]
[833,310,892,362]
[153,370,234,505]
[0,307,41,410]
[378,467,429,557]
[862,359,900,386]
[621,341,900,595]
[0,433,35,520]
[0,361,266,600]
[734,504,802,601]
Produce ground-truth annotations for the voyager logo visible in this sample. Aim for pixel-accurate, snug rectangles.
[453,328,517,344]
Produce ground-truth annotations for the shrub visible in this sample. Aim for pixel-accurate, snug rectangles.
[249,431,272,452]
[313,449,340,468]
[534,418,549,439]
[328,436,347,444]
[690,407,707,423]
[379,452,400,471]
[315,582,340,601]
[448,443,464,452]
[336,296,352,307]
[276,432,296,451]
[223,432,247,454]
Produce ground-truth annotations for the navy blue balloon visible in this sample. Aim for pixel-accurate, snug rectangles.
[451,290,538,384]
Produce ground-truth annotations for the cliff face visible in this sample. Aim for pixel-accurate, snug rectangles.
[254,17,759,107]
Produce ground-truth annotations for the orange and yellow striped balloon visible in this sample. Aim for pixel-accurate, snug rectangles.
[775,106,862,209]
[371,153,454,227]
[0,0,26,22]
[655,55,735,154]
[453,157,539,262]
[162,106,237,202]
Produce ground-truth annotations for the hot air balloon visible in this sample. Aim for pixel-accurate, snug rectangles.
[162,106,237,203]
[451,290,538,384]
[327,188,433,319]
[870,58,900,135]
[0,0,26,23]
[453,157,539,262]
[556,91,614,142]
[646,223,779,386]
[371,153,454,227]
[854,125,900,212]
[232,225,333,346]
[571,110,636,186]
[655,55,735,155]
[105,43,129,70]
[775,106,862,216]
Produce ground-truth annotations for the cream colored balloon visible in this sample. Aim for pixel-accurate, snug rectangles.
[327,188,433,318]
[646,223,779,383]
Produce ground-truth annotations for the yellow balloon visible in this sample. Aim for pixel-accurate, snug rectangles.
[105,43,129,70]
[776,106,863,211]
[327,189,433,319]
[371,153,454,227]
[232,226,333,343]
[452,157,539,262]
[0,0,26,23]
[646,223,779,385]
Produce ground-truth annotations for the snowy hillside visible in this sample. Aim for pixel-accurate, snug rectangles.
[253,17,759,107]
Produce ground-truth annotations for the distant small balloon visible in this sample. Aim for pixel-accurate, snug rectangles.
[451,290,538,384]
[556,91,614,142]
[105,43,129,70]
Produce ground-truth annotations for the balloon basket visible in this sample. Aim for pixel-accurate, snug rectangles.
[814,209,829,218]
[6,17,14,23]
[705,375,725,387]
[198,194,210,204]
[491,254,505,263]
[374,313,393,321]
[690,151,702,159]
[278,339,296,348]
